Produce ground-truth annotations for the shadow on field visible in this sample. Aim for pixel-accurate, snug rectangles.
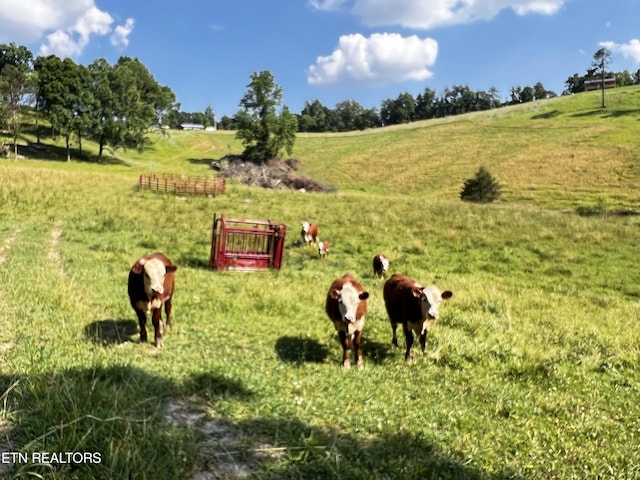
[207,417,517,480]
[0,365,520,479]
[362,339,395,364]
[13,139,126,165]
[568,108,640,119]
[0,365,254,479]
[176,256,213,270]
[531,109,561,120]
[83,318,139,345]
[275,336,330,364]
[187,157,215,166]
[182,372,254,401]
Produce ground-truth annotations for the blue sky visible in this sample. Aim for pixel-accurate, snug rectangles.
[1,0,640,119]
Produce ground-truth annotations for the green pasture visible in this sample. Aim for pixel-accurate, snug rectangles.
[0,87,639,479]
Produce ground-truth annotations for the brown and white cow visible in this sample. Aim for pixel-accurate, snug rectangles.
[128,252,177,348]
[372,254,390,278]
[318,240,330,259]
[383,274,453,362]
[301,221,318,246]
[325,274,369,369]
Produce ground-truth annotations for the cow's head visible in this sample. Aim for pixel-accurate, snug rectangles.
[301,221,310,234]
[330,282,369,323]
[135,257,176,299]
[412,285,453,320]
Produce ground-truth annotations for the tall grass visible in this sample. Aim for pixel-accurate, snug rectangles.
[1,87,640,479]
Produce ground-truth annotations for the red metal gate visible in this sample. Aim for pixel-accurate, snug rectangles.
[209,214,287,271]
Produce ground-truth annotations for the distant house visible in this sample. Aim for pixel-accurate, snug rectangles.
[584,78,617,91]
[180,123,205,131]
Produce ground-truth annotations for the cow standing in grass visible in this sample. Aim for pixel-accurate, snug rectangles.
[383,274,453,362]
[372,254,390,278]
[318,240,330,259]
[301,221,318,246]
[325,274,369,369]
[128,252,177,348]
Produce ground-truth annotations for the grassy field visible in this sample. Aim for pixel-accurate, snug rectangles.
[0,87,639,479]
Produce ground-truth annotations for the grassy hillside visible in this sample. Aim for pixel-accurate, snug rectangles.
[0,87,639,479]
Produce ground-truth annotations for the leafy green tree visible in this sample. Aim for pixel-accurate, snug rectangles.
[381,92,415,125]
[110,57,175,151]
[236,71,296,163]
[86,58,117,161]
[460,166,502,203]
[0,43,33,74]
[355,107,380,130]
[204,105,216,127]
[335,100,365,131]
[34,55,86,161]
[0,64,33,158]
[415,87,436,119]
[0,43,34,158]
[299,99,323,132]
[563,73,584,95]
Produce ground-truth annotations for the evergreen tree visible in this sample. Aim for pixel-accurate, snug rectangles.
[460,166,502,203]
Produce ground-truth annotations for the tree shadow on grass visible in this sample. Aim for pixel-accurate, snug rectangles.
[187,157,216,167]
[0,365,253,479]
[83,318,139,345]
[275,336,330,364]
[531,109,561,120]
[0,364,522,479]
[15,141,127,165]
[200,416,519,480]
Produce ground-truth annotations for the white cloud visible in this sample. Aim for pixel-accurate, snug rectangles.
[308,0,348,11]
[308,33,438,86]
[600,39,640,63]
[0,0,133,58]
[348,0,565,29]
[111,18,135,48]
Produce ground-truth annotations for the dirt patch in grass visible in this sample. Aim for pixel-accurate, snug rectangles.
[164,399,284,479]
[212,155,335,192]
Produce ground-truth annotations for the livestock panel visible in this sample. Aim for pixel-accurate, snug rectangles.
[210,214,287,271]
[138,173,225,196]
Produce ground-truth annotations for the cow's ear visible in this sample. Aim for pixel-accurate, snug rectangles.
[131,259,145,274]
[411,287,423,298]
[442,290,453,300]
[166,265,178,272]
[359,291,369,301]
[329,288,341,299]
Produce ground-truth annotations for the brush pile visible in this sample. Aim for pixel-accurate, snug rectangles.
[212,154,333,192]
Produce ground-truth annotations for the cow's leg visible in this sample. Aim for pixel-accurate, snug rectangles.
[136,310,148,343]
[353,330,364,370]
[151,308,164,348]
[338,331,351,369]
[419,330,428,353]
[164,298,172,332]
[391,322,398,347]
[403,324,414,362]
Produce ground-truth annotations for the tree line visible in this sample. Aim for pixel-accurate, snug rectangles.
[0,43,175,161]
[2,42,639,162]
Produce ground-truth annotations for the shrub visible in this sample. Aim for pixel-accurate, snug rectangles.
[460,166,502,203]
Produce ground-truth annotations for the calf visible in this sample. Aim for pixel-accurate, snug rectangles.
[383,274,453,362]
[372,254,390,278]
[128,252,177,348]
[318,240,330,259]
[301,221,318,246]
[325,274,369,369]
